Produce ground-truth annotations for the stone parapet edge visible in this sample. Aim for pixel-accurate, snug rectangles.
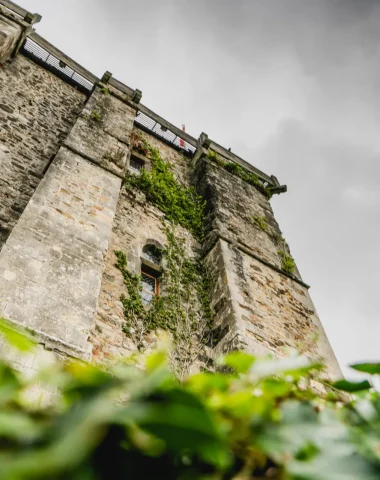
[203,232,310,290]
[1,317,91,361]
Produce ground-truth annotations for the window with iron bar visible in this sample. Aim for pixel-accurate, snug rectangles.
[129,155,144,173]
[141,270,159,305]
[142,245,161,265]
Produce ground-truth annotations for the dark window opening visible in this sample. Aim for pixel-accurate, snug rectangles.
[142,244,162,265]
[129,155,144,173]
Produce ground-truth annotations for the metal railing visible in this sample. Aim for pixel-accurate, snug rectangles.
[20,37,195,155]
[134,111,196,156]
[21,37,94,93]
[2,0,277,182]
[18,34,274,179]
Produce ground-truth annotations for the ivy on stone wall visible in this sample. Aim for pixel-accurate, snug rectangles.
[115,222,213,379]
[126,136,206,240]
[207,150,272,199]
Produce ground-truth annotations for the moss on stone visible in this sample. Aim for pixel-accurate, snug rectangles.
[207,150,272,199]
[251,215,267,231]
[278,250,295,274]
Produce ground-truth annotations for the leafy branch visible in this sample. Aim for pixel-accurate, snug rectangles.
[0,320,379,480]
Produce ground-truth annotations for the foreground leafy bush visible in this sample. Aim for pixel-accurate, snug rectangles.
[0,323,379,479]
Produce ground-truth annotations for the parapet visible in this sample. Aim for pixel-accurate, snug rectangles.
[0,0,285,192]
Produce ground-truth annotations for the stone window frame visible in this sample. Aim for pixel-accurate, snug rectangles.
[141,269,160,305]
[142,244,162,265]
[128,154,145,174]
[128,147,155,175]
[139,240,164,306]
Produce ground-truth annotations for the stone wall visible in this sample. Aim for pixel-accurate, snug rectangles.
[198,158,300,277]
[0,78,138,359]
[200,156,341,377]
[212,239,340,374]
[0,147,121,358]
[0,28,341,378]
[203,240,241,355]
[130,128,193,185]
[0,55,86,248]
[64,85,136,179]
[90,129,199,363]
[0,11,21,64]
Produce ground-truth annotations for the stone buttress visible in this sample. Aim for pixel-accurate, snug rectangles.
[0,39,139,362]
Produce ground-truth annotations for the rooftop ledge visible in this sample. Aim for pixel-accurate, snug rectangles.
[0,0,285,190]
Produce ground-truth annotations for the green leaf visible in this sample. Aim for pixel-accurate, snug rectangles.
[0,317,35,352]
[126,389,221,454]
[249,355,322,379]
[0,412,42,441]
[145,350,168,372]
[333,379,371,392]
[198,441,232,469]
[186,372,229,395]
[0,363,22,405]
[258,401,347,463]
[0,396,114,479]
[289,450,380,480]
[217,351,256,373]
[351,363,380,375]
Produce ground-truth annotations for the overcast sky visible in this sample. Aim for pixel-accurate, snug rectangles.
[20,0,380,377]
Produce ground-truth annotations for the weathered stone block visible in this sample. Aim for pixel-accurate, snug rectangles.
[210,238,341,378]
[0,16,22,64]
[64,116,129,177]
[197,159,296,275]
[86,87,136,145]
[0,147,121,356]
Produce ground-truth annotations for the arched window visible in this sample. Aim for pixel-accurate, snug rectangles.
[140,244,162,305]
[142,245,162,265]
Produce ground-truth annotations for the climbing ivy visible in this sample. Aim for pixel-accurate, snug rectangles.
[115,222,213,379]
[207,150,272,198]
[126,137,206,240]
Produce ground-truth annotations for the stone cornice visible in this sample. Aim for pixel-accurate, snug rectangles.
[203,231,310,290]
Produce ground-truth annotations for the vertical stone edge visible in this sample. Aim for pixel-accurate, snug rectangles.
[0,77,138,363]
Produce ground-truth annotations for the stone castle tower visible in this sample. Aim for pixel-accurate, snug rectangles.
[0,2,341,378]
